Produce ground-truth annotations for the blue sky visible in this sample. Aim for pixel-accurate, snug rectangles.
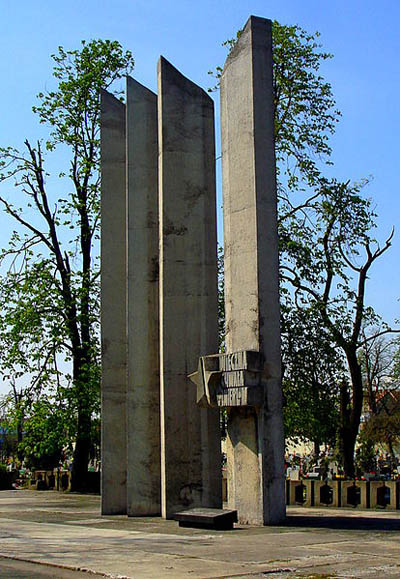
[0,0,399,390]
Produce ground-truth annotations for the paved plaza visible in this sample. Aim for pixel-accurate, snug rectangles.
[0,490,399,577]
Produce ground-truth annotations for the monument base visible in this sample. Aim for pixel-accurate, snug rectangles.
[227,406,286,525]
[227,407,263,525]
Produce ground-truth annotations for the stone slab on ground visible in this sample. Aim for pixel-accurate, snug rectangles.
[175,508,238,530]
[0,491,400,578]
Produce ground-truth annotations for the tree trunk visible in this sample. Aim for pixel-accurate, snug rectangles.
[70,351,92,492]
[387,438,396,468]
[340,427,357,479]
[337,349,364,479]
[16,419,24,462]
[339,380,356,478]
[70,184,93,493]
[71,409,91,492]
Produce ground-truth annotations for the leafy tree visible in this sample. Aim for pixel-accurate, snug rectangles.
[355,436,376,475]
[359,334,400,465]
[272,22,340,195]
[359,330,400,415]
[0,40,134,490]
[282,303,342,453]
[0,401,18,464]
[213,22,345,447]
[213,22,395,476]
[0,259,64,457]
[210,21,340,196]
[214,23,399,476]
[282,178,394,477]
[360,390,400,465]
[18,397,70,470]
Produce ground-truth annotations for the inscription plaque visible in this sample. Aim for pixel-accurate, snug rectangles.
[188,350,264,407]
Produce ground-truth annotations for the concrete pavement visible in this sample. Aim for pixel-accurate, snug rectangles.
[0,557,91,578]
[0,490,399,578]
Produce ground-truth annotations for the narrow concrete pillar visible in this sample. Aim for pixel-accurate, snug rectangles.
[158,57,222,518]
[126,77,161,515]
[221,16,286,524]
[100,91,127,515]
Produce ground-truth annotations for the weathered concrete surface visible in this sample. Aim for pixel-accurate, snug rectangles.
[100,91,127,515]
[158,57,221,518]
[1,492,400,578]
[226,407,263,523]
[126,76,161,516]
[221,16,285,525]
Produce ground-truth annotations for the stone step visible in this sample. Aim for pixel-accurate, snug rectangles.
[175,508,238,530]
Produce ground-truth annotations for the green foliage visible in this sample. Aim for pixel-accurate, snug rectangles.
[355,436,376,474]
[210,21,340,191]
[18,398,70,470]
[0,260,64,387]
[282,178,376,287]
[33,40,133,147]
[361,391,400,455]
[282,175,393,476]
[273,22,340,191]
[282,178,388,350]
[282,304,341,446]
[213,21,395,475]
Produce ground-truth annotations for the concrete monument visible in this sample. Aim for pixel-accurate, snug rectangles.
[101,63,221,519]
[189,15,285,525]
[220,15,285,524]
[101,14,284,526]
[158,57,221,518]
[126,77,160,516]
[100,91,127,515]
[101,79,161,517]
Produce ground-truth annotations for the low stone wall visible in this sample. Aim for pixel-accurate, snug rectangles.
[29,470,60,490]
[313,481,341,507]
[286,480,400,509]
[29,469,100,493]
[370,481,398,510]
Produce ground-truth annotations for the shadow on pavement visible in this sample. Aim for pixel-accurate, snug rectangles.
[283,514,400,531]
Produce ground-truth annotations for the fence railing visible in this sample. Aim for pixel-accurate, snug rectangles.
[286,479,400,509]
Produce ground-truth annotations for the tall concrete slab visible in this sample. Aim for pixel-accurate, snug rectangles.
[126,77,161,515]
[220,16,286,524]
[100,91,127,515]
[158,57,222,518]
